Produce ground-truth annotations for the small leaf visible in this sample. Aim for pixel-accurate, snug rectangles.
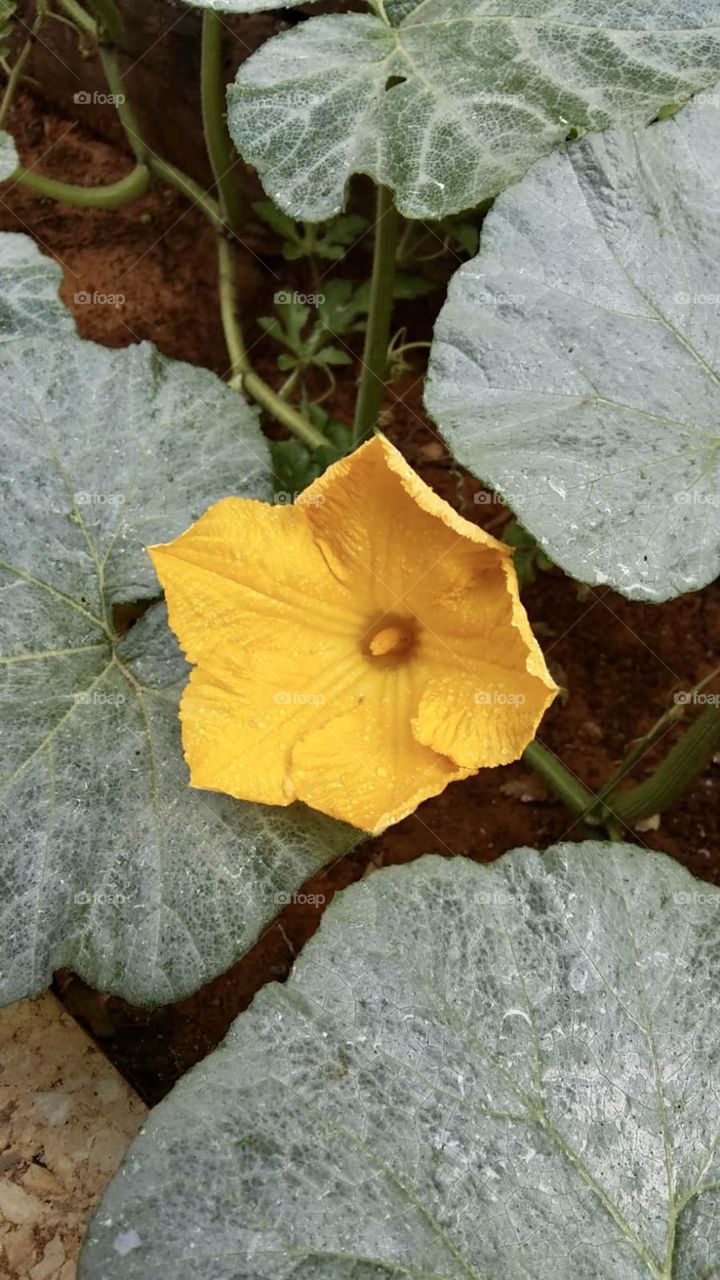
[227,7,720,221]
[270,413,351,497]
[80,841,720,1279]
[251,198,298,240]
[312,344,352,366]
[427,91,720,602]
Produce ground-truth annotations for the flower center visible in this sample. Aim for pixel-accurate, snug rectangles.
[363,614,418,665]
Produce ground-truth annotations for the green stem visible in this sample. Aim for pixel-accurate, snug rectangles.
[96,43,146,161]
[352,184,399,447]
[593,661,720,812]
[58,0,97,38]
[606,704,720,826]
[522,740,601,823]
[0,7,44,130]
[217,237,330,450]
[8,162,151,206]
[147,154,224,231]
[200,9,244,234]
[84,0,121,41]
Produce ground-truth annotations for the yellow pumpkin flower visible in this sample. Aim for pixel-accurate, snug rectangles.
[149,436,557,833]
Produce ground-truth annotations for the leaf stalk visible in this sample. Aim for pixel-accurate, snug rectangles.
[352,183,400,447]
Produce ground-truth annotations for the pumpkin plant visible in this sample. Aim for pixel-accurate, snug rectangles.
[1,0,720,1276]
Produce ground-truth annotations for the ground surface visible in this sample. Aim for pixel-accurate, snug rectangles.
[0,994,146,1279]
[2,91,719,1104]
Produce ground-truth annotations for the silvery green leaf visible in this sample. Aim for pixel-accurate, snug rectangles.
[426,90,720,602]
[0,260,355,1006]
[227,4,720,221]
[183,0,310,10]
[79,841,720,1280]
[0,232,75,343]
[0,129,17,181]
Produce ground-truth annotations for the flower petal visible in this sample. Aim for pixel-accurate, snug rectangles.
[302,435,509,607]
[412,558,557,768]
[290,665,470,834]
[149,497,364,666]
[178,621,365,806]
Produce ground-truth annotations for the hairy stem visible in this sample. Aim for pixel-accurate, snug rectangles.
[217,238,330,450]
[147,154,224,231]
[0,7,45,130]
[96,43,146,161]
[522,740,601,823]
[352,184,400,446]
[200,9,244,234]
[10,162,150,206]
[605,703,720,826]
[592,662,720,813]
[58,0,97,38]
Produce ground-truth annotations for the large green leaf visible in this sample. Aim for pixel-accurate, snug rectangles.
[227,3,720,221]
[183,0,308,11]
[426,90,720,602]
[0,234,355,1007]
[0,232,74,342]
[0,129,17,181]
[79,841,720,1278]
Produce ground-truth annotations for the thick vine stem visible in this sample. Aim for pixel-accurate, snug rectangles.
[147,155,224,231]
[522,740,602,824]
[217,237,330,450]
[200,9,244,235]
[352,184,400,446]
[604,703,720,826]
[10,162,150,207]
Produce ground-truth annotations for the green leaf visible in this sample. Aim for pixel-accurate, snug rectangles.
[313,344,353,366]
[311,212,369,260]
[80,841,720,1279]
[0,130,17,181]
[0,234,355,1007]
[0,233,74,342]
[427,91,720,603]
[270,412,351,498]
[252,198,298,240]
[183,0,314,11]
[227,6,720,221]
[0,0,15,60]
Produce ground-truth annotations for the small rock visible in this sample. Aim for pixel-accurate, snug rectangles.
[417,441,445,460]
[30,1234,65,1280]
[500,774,550,804]
[0,1181,44,1226]
[634,814,661,833]
[3,1223,38,1269]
